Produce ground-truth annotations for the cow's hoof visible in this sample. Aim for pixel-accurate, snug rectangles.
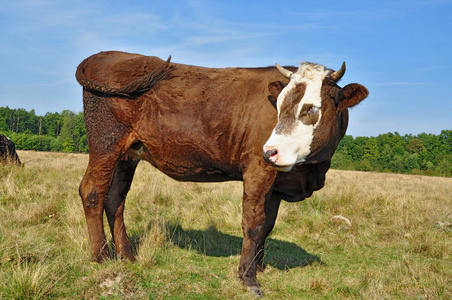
[248,286,265,298]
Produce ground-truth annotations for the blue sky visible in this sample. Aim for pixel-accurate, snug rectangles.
[0,0,451,137]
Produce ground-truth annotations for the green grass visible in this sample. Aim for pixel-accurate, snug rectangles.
[0,151,451,299]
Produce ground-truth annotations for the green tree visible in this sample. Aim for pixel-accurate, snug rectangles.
[364,137,379,160]
[58,111,76,153]
[437,158,451,176]
[407,138,425,154]
[378,144,394,172]
[404,154,420,172]
[357,159,373,171]
[331,152,355,170]
[391,155,404,173]
[439,130,452,154]
[349,136,366,161]
[417,133,441,164]
[73,112,88,153]
[43,112,61,137]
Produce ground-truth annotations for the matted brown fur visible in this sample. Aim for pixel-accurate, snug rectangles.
[76,51,368,296]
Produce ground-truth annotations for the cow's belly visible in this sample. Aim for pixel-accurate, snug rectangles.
[133,103,248,182]
[132,141,242,182]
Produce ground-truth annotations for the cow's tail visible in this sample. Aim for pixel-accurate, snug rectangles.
[75,56,174,98]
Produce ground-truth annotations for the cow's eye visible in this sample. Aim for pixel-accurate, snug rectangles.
[307,106,319,114]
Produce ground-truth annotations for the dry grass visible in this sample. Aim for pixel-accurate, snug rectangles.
[0,150,451,299]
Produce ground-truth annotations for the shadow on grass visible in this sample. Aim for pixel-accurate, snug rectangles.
[162,223,324,271]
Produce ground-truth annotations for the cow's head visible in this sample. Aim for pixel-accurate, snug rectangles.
[263,62,368,172]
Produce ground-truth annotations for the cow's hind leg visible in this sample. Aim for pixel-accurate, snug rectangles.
[79,155,119,262]
[105,156,139,261]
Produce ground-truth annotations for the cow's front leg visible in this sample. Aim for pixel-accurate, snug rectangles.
[256,194,281,272]
[238,163,277,296]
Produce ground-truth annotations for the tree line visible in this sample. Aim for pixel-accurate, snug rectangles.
[1,106,451,177]
[331,131,452,177]
[0,107,87,153]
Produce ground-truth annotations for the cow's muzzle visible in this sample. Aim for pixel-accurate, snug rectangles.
[262,147,294,172]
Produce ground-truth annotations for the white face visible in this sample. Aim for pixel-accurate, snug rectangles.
[263,63,330,171]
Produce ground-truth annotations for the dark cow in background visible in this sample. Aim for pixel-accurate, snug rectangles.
[0,135,21,165]
[76,51,368,296]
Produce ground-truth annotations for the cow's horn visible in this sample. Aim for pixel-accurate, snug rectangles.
[275,63,293,79]
[330,62,346,81]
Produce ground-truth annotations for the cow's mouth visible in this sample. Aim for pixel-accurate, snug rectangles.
[262,149,298,172]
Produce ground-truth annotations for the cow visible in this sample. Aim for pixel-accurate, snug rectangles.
[76,51,368,296]
[0,134,22,165]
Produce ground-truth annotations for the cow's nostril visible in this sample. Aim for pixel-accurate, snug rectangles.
[268,149,277,157]
[263,148,278,164]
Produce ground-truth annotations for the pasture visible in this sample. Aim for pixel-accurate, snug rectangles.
[0,150,451,299]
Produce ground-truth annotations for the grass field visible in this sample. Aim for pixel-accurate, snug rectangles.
[0,150,451,299]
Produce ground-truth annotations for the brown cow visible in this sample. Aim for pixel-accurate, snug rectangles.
[76,51,368,296]
[0,135,22,165]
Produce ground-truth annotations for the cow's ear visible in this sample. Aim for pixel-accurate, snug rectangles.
[268,81,285,107]
[337,83,369,111]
